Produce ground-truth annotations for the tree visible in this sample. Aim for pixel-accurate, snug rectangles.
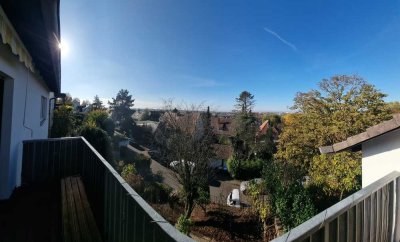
[310,152,361,200]
[108,89,135,123]
[51,104,75,137]
[232,91,257,161]
[81,100,91,107]
[91,95,104,110]
[235,91,255,113]
[387,101,400,114]
[156,101,215,220]
[276,75,391,198]
[139,109,151,121]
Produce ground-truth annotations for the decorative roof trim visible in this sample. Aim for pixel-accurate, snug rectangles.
[319,114,400,154]
[0,6,36,73]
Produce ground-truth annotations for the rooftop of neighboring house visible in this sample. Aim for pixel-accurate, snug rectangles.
[320,113,400,154]
[211,116,236,136]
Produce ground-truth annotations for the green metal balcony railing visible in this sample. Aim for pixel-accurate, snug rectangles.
[271,171,400,242]
[22,137,193,242]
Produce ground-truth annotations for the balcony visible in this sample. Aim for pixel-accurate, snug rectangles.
[272,171,400,242]
[2,137,193,242]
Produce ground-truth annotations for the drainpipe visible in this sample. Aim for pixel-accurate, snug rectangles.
[22,70,33,137]
[48,93,66,135]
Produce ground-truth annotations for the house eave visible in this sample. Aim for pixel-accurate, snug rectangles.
[319,113,400,154]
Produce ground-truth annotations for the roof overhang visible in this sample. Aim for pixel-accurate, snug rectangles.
[0,0,61,94]
[319,114,400,154]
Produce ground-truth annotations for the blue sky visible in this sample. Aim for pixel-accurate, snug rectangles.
[60,0,400,112]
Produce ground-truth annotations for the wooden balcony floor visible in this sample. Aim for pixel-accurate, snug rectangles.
[0,183,61,242]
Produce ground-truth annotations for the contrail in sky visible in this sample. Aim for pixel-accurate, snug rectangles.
[264,27,297,51]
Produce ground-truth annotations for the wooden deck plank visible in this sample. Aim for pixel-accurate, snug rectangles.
[61,179,72,242]
[71,177,92,242]
[65,177,81,242]
[61,176,102,242]
[76,177,102,242]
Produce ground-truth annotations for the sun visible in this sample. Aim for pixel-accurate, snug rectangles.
[58,39,70,57]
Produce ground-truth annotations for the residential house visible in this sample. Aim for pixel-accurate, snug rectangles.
[211,116,235,137]
[0,0,60,200]
[273,114,400,241]
[320,113,400,187]
[0,1,192,241]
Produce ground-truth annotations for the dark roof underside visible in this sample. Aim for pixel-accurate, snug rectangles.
[0,0,61,94]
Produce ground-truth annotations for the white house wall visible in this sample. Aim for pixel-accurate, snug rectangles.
[0,42,51,199]
[362,128,400,187]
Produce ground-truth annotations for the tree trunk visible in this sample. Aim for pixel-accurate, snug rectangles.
[274,217,283,237]
[184,196,195,219]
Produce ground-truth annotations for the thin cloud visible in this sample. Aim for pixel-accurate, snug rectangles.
[264,27,297,51]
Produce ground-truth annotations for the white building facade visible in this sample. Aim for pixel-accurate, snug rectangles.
[0,2,61,199]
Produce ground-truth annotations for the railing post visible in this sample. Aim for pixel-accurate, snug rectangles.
[393,177,400,241]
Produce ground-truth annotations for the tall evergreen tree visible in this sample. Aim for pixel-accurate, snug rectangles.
[108,89,135,123]
[91,95,104,110]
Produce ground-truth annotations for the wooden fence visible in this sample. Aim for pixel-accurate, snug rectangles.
[22,137,193,242]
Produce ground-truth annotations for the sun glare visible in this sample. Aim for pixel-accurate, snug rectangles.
[58,39,70,57]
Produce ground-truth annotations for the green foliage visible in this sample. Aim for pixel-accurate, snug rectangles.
[143,182,173,203]
[120,118,136,137]
[277,75,391,172]
[79,125,114,162]
[51,105,75,137]
[121,163,145,193]
[176,214,193,235]
[91,95,104,110]
[109,89,135,123]
[131,125,153,146]
[84,110,115,136]
[310,152,361,200]
[235,90,255,113]
[85,110,108,126]
[102,118,115,136]
[275,183,316,231]
[121,149,151,171]
[196,187,210,213]
[227,156,263,180]
[227,156,240,178]
[121,163,136,177]
[387,101,400,114]
[262,113,282,127]
[247,181,271,223]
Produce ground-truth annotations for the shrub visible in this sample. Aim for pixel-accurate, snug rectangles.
[79,125,114,162]
[196,187,210,213]
[120,148,151,171]
[122,164,145,193]
[176,214,192,235]
[143,182,173,203]
[275,183,316,231]
[85,110,115,136]
[122,164,136,177]
[227,157,263,180]
[51,105,74,137]
[102,118,115,136]
[227,156,240,178]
